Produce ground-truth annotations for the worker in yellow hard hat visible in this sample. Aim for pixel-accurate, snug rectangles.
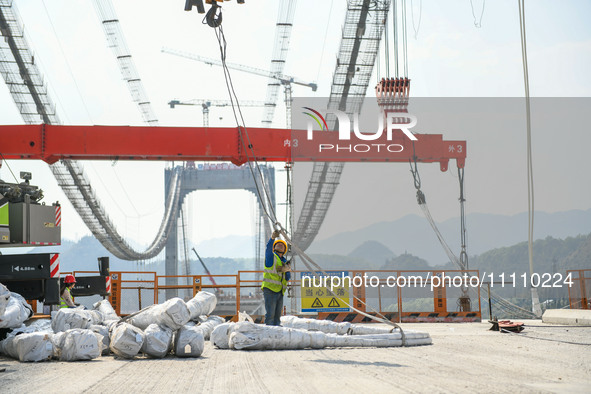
[261,229,291,326]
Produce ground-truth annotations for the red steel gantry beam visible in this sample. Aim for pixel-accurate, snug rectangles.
[0,124,465,170]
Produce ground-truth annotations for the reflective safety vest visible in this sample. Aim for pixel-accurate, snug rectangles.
[60,287,74,309]
[261,253,288,295]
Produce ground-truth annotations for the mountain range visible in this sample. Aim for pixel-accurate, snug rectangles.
[19,209,591,273]
[307,209,591,265]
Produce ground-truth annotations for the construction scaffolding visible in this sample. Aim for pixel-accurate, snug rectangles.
[0,0,60,124]
[92,0,159,125]
[0,1,183,261]
[294,0,391,251]
[261,0,297,126]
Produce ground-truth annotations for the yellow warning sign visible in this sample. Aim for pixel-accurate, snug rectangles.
[311,298,323,308]
[328,298,340,308]
[301,271,350,312]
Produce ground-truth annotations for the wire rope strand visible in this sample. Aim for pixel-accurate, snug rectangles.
[470,0,486,28]
[518,0,540,317]
[410,0,422,39]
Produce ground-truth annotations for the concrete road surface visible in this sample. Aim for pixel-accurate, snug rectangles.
[1,321,590,393]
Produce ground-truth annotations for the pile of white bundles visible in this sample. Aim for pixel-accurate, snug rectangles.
[117,292,222,359]
[0,289,223,361]
[0,318,105,362]
[212,318,432,350]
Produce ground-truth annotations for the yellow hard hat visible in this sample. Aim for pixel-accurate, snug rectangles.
[273,239,288,253]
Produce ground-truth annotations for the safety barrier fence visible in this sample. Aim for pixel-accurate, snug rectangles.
[101,269,483,322]
[568,269,591,310]
[29,268,588,320]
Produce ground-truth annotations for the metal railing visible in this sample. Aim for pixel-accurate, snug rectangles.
[568,269,591,310]
[58,269,484,322]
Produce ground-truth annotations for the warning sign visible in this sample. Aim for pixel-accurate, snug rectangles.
[311,298,323,308]
[328,298,340,307]
[300,271,350,312]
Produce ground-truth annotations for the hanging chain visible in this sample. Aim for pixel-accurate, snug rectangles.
[285,162,296,300]
[285,162,294,237]
[409,142,425,204]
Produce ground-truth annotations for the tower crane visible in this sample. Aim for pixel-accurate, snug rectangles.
[169,99,266,127]
[161,47,317,127]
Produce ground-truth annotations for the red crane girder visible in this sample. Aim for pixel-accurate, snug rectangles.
[0,124,465,170]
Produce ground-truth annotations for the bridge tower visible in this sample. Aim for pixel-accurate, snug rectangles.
[164,164,275,299]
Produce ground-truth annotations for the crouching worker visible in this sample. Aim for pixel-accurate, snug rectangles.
[261,229,291,326]
[60,274,77,308]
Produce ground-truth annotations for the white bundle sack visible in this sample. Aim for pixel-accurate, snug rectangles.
[229,322,325,350]
[104,319,118,331]
[0,292,33,329]
[186,291,217,320]
[328,332,432,347]
[127,298,190,331]
[51,308,102,332]
[174,325,204,357]
[228,322,432,350]
[210,322,235,349]
[52,329,103,361]
[93,300,119,321]
[324,333,394,347]
[347,325,398,335]
[280,316,352,335]
[10,332,54,362]
[109,322,145,359]
[141,324,173,358]
[0,335,18,358]
[193,315,225,340]
[0,319,52,356]
[280,315,399,335]
[0,283,10,317]
[89,324,111,355]
[28,318,53,333]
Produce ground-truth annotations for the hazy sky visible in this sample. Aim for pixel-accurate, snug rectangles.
[0,0,590,258]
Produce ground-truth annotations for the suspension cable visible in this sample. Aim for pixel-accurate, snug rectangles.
[470,0,486,28]
[212,23,279,226]
[393,0,399,78]
[384,15,390,76]
[518,0,541,317]
[200,6,412,337]
[409,154,537,318]
[410,0,422,39]
[402,0,408,77]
